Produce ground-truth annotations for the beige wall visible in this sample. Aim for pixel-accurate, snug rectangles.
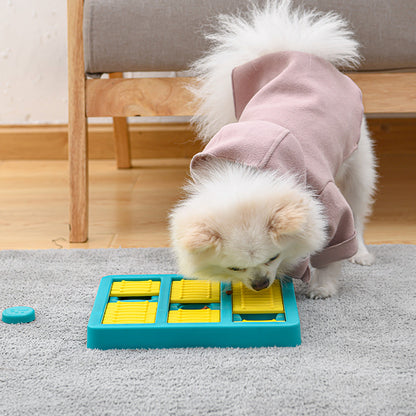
[0,1,68,123]
[0,1,184,124]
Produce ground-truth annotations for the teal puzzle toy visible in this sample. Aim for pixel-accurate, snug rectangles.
[87,274,301,349]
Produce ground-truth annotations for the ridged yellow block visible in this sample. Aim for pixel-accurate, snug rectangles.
[102,301,157,324]
[168,308,220,323]
[170,280,220,303]
[110,280,160,297]
[232,281,284,314]
[241,317,285,322]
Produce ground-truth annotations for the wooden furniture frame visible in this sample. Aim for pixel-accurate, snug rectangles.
[67,0,416,243]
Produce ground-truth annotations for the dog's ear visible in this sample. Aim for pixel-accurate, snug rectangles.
[268,196,308,241]
[179,222,222,252]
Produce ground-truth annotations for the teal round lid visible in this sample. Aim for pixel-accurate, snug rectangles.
[2,306,36,324]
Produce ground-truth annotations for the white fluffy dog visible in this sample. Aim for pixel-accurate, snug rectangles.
[169,0,377,298]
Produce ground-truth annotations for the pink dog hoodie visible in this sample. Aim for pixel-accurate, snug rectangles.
[191,51,364,282]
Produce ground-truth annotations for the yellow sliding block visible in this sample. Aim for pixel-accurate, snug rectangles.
[110,280,160,297]
[168,308,220,323]
[232,281,284,314]
[170,280,220,303]
[102,301,157,324]
[241,317,285,322]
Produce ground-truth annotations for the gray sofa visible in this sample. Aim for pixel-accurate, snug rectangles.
[83,0,416,74]
[68,0,416,243]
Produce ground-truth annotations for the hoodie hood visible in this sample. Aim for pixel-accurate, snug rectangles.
[191,120,306,186]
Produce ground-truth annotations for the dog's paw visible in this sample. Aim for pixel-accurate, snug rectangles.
[307,284,337,299]
[349,250,375,266]
[308,265,339,299]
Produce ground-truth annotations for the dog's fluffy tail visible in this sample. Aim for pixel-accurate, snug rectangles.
[190,0,361,142]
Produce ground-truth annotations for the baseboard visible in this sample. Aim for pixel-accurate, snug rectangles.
[0,122,203,160]
[0,118,414,160]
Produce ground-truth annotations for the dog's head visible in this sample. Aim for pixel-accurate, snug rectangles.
[170,163,326,290]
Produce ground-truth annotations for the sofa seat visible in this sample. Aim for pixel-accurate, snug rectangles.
[84,0,416,75]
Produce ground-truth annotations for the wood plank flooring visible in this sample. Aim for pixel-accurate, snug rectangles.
[0,154,414,250]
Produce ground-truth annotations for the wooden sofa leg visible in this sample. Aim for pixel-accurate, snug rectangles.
[68,0,89,243]
[68,118,89,243]
[110,72,132,169]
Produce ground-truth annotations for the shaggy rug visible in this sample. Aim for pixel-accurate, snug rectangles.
[0,245,415,416]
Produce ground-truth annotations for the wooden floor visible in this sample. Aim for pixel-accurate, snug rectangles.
[0,152,415,250]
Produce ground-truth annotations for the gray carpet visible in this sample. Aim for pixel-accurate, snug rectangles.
[0,245,415,416]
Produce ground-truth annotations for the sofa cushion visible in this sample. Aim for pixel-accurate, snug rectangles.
[84,0,416,74]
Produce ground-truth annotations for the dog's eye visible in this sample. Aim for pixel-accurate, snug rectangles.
[265,253,280,265]
[228,267,247,272]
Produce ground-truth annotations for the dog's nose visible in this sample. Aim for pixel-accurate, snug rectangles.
[251,277,270,291]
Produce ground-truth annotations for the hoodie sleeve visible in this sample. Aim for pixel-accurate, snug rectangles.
[311,181,358,268]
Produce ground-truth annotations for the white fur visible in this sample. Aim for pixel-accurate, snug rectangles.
[190,0,361,142]
[170,0,377,297]
[170,161,327,290]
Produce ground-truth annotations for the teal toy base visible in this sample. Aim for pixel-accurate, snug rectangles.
[87,274,301,349]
